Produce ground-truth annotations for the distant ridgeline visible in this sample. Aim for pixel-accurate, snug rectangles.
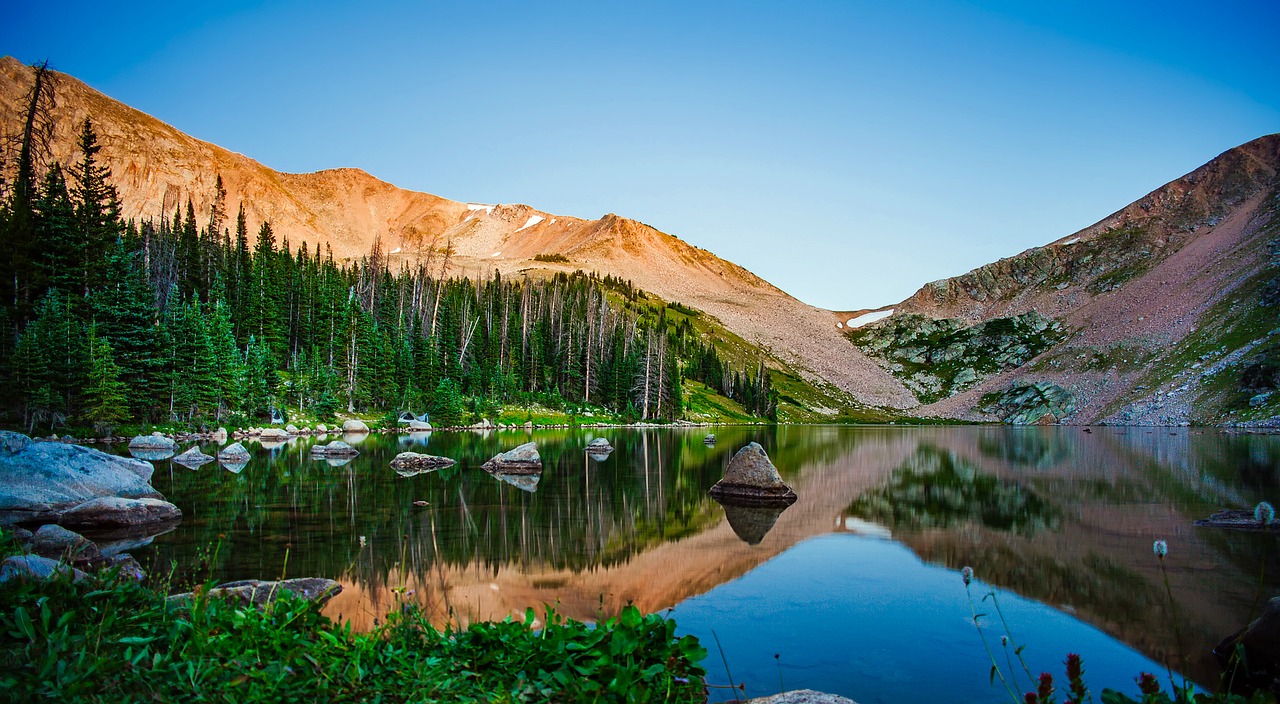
[0,70,774,432]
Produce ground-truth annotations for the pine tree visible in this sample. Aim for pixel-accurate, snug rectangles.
[69,118,123,297]
[83,326,129,432]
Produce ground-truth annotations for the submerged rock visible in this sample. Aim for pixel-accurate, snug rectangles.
[172,445,215,468]
[707,443,797,507]
[58,497,182,529]
[167,577,343,609]
[311,440,359,458]
[0,431,161,524]
[217,442,251,462]
[342,419,370,433]
[482,442,542,474]
[389,452,455,474]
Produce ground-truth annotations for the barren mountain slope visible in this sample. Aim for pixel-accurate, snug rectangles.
[0,57,913,408]
[847,135,1280,424]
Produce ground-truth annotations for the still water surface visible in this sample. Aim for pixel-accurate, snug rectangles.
[116,426,1280,702]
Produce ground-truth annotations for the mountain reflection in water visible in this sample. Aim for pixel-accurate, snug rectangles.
[131,426,1279,699]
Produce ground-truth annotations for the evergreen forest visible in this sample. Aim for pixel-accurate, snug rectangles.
[0,65,776,434]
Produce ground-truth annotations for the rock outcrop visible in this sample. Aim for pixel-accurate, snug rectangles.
[0,431,162,524]
[708,442,797,507]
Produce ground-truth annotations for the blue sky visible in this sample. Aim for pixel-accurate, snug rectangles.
[3,0,1277,309]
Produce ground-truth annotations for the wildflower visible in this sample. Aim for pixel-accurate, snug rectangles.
[1024,694,1038,704]
[359,535,367,548]
[961,566,974,586]
[1037,672,1055,702]
[1136,672,1161,696]
[1256,501,1275,525]
[1065,653,1087,703]
[1152,540,1167,558]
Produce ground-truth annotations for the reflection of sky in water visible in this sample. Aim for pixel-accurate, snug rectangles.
[674,534,1173,704]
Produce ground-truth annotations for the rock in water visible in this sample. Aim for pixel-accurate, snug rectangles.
[708,443,797,507]
[389,452,456,473]
[167,577,343,609]
[703,433,716,445]
[342,419,370,433]
[217,442,251,462]
[32,524,102,564]
[128,434,177,450]
[482,442,542,474]
[314,423,328,432]
[58,497,182,528]
[311,440,359,458]
[173,445,215,468]
[586,437,614,452]
[0,431,161,524]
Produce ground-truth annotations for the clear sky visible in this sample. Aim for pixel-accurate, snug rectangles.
[3,0,1278,309]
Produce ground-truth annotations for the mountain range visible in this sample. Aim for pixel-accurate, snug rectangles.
[3,56,1276,426]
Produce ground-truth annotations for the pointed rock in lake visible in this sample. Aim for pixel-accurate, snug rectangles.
[708,443,797,507]
[218,442,251,462]
[311,440,359,458]
[482,442,542,474]
[173,445,215,468]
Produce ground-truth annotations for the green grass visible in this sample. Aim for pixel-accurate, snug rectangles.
[682,380,757,423]
[0,534,707,703]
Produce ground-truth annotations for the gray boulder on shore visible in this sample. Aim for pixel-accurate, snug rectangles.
[0,431,161,524]
[342,419,370,433]
[482,442,542,474]
[708,442,797,507]
[32,524,102,564]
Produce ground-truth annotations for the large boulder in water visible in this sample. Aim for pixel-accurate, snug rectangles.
[58,497,182,529]
[482,442,542,474]
[708,443,797,507]
[342,419,370,433]
[0,431,161,524]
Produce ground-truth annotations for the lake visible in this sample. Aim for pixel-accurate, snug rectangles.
[114,425,1280,703]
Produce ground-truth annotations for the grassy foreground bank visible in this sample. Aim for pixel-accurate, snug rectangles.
[0,536,708,703]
